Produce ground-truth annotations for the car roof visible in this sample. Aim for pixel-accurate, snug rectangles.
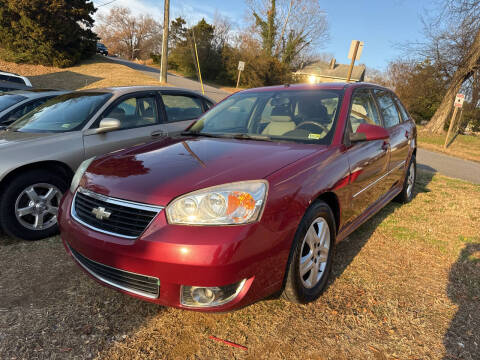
[239,82,390,94]
[79,86,215,102]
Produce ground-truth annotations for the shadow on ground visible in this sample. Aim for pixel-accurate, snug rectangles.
[29,71,103,90]
[443,242,480,359]
[327,169,435,290]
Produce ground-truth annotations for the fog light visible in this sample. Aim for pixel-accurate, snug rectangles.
[181,279,246,308]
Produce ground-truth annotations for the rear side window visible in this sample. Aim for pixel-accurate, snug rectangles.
[0,75,25,84]
[393,96,410,122]
[349,89,381,132]
[162,94,204,122]
[374,90,401,128]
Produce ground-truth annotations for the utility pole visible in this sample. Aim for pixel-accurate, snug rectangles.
[160,0,169,84]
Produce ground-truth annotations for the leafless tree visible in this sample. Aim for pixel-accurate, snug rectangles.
[414,0,480,133]
[247,0,329,66]
[96,7,162,60]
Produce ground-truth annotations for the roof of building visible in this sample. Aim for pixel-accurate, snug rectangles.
[295,60,366,82]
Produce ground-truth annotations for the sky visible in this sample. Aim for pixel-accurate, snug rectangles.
[92,0,438,70]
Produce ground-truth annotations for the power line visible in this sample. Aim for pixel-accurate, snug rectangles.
[94,0,118,8]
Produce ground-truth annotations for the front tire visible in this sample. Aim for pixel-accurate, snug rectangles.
[282,201,336,304]
[0,170,67,241]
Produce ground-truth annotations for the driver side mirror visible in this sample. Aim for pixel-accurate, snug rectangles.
[96,118,121,134]
[350,123,389,142]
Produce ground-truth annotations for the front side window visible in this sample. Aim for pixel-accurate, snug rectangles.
[102,96,158,129]
[374,90,401,128]
[188,89,342,144]
[349,89,381,133]
[162,94,204,122]
[9,93,111,133]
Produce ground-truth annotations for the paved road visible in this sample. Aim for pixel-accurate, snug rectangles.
[110,58,480,185]
[109,57,230,103]
[417,148,480,184]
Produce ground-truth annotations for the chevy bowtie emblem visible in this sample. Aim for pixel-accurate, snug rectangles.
[91,206,112,220]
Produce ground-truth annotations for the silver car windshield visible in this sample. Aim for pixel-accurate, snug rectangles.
[9,93,111,133]
[187,89,342,144]
[0,94,27,112]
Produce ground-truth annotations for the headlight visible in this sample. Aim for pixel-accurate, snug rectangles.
[70,157,95,193]
[166,181,267,225]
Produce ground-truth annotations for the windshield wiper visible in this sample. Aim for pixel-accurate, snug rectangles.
[181,131,273,142]
[180,131,227,138]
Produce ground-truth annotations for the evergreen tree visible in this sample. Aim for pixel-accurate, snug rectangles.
[0,0,97,67]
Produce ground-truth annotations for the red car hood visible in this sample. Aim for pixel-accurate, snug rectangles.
[83,137,326,205]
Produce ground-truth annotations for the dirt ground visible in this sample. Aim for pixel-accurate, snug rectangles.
[1,170,479,360]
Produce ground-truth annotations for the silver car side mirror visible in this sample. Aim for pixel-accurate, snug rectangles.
[96,118,121,134]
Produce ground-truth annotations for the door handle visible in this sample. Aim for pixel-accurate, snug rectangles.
[405,130,410,138]
[381,141,389,151]
[151,130,167,137]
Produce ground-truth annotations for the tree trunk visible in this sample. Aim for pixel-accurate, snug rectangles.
[426,28,480,133]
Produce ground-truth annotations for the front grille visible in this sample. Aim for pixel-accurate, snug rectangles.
[72,188,162,239]
[68,243,160,298]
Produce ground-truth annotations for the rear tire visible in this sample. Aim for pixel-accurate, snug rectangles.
[282,201,336,304]
[0,170,67,241]
[394,155,416,204]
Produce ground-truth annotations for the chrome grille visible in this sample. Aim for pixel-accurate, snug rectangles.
[72,188,162,239]
[68,243,159,298]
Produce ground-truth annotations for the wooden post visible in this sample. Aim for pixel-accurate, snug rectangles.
[160,0,169,83]
[444,106,459,149]
[236,70,242,88]
[346,40,359,83]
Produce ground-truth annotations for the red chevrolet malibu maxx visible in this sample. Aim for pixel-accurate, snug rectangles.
[59,83,416,311]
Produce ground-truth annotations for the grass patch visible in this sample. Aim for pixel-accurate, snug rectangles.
[0,170,479,359]
[417,125,480,162]
[0,55,166,90]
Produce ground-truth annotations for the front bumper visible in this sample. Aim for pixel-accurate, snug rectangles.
[59,191,294,311]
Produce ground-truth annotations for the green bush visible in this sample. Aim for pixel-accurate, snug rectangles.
[0,0,97,68]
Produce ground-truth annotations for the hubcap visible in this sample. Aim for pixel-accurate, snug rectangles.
[406,162,415,198]
[14,183,62,231]
[299,217,331,289]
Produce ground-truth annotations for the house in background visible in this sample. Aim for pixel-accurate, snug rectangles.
[293,58,366,83]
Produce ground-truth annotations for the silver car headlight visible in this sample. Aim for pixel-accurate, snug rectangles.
[166,181,268,225]
[70,157,95,193]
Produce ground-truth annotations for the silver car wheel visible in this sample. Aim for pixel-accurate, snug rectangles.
[406,162,415,198]
[299,217,331,289]
[14,183,62,231]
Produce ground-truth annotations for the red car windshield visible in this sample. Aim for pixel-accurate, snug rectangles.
[188,89,343,144]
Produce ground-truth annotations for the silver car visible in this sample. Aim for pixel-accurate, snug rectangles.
[0,86,215,240]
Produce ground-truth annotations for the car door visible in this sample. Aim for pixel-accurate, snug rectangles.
[344,88,391,224]
[83,92,167,159]
[373,89,410,186]
[160,92,206,135]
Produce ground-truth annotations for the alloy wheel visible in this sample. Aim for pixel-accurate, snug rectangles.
[299,217,331,289]
[14,183,63,231]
